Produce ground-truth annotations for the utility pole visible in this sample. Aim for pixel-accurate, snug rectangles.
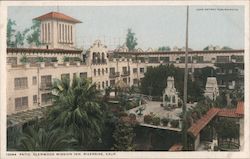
[182,5,189,150]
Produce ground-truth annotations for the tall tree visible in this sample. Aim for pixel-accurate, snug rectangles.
[27,20,41,46]
[49,77,103,149]
[126,28,138,51]
[18,125,74,151]
[7,19,16,47]
[140,64,204,102]
[14,29,29,47]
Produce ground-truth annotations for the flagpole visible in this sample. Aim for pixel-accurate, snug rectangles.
[182,5,189,150]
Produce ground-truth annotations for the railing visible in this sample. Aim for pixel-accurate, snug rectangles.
[109,72,120,78]
[15,105,28,111]
[92,59,107,65]
[121,71,130,77]
[40,83,52,90]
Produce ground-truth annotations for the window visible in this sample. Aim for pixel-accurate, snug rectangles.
[110,67,115,74]
[15,77,28,89]
[110,80,115,87]
[102,69,105,75]
[216,56,229,63]
[133,68,137,73]
[41,93,52,105]
[106,68,108,73]
[122,67,127,72]
[15,96,28,110]
[7,57,17,65]
[94,69,96,76]
[106,81,108,87]
[73,73,77,79]
[32,76,37,85]
[61,73,70,80]
[133,79,138,85]
[98,69,101,76]
[41,75,52,89]
[123,78,127,84]
[33,95,37,104]
[102,81,105,88]
[80,72,87,79]
[140,68,144,73]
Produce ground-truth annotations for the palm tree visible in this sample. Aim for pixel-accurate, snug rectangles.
[18,125,74,151]
[49,77,103,150]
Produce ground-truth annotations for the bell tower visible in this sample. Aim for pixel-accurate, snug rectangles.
[34,12,82,50]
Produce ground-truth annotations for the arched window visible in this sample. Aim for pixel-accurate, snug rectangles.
[70,25,73,42]
[94,69,96,76]
[98,69,101,75]
[62,24,64,42]
[48,23,50,42]
[102,52,105,63]
[93,52,96,64]
[45,23,47,43]
[102,69,105,75]
[58,24,61,42]
[102,81,105,88]
[97,52,101,63]
[172,96,176,103]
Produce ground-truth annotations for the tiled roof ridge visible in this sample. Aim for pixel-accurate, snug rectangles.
[34,11,82,23]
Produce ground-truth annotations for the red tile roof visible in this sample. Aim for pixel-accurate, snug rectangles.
[217,108,242,118]
[236,101,244,115]
[34,12,82,23]
[188,102,244,138]
[169,143,183,151]
[188,108,220,138]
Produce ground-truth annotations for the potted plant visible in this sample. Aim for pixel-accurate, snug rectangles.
[231,55,236,63]
[36,57,45,68]
[20,55,30,68]
[74,57,81,66]
[144,114,153,124]
[170,120,179,128]
[161,118,170,126]
[152,117,161,126]
[63,56,70,66]
[176,57,180,63]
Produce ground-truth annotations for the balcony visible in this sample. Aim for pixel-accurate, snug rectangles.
[40,83,52,91]
[121,71,130,77]
[109,72,120,78]
[92,59,107,65]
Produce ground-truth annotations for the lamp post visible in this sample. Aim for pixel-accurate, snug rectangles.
[182,5,189,150]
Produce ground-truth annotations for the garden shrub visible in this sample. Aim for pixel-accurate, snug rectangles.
[144,115,153,124]
[161,118,169,126]
[170,120,179,128]
[152,117,161,126]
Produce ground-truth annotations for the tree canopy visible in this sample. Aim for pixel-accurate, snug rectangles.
[7,19,41,48]
[158,46,171,52]
[126,28,138,51]
[140,64,204,102]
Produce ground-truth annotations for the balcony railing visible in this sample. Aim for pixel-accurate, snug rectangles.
[121,71,130,77]
[40,83,52,90]
[92,59,107,65]
[109,72,120,78]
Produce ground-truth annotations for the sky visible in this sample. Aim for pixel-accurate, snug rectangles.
[8,5,244,50]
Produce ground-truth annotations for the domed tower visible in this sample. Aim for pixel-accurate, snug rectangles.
[34,12,82,49]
